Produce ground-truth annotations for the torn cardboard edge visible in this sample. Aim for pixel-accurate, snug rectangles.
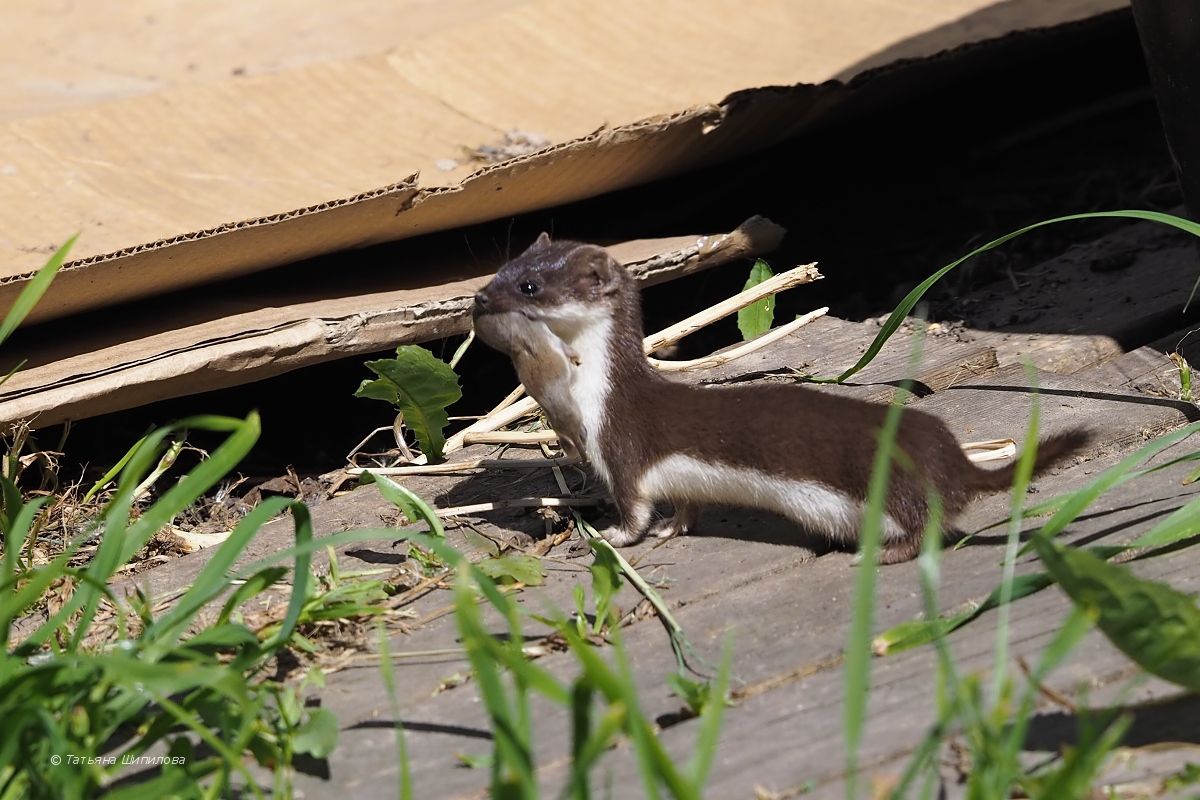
[0,217,785,428]
[0,3,1128,325]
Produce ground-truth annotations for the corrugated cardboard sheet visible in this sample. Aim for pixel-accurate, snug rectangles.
[0,0,1124,425]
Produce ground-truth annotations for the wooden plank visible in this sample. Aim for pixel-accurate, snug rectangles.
[959,327,1124,375]
[288,452,1200,799]
[1075,344,1186,396]
[952,219,1200,373]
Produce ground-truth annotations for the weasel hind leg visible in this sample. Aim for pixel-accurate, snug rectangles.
[879,533,924,564]
[649,502,698,540]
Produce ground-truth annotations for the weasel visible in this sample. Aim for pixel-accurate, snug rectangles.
[472,235,1090,563]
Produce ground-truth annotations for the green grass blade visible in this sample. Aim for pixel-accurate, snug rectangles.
[143,496,295,651]
[377,626,414,800]
[844,327,922,799]
[576,515,705,675]
[80,433,148,504]
[452,565,535,796]
[568,679,596,800]
[688,641,732,788]
[151,691,265,800]
[0,235,76,347]
[361,471,446,537]
[991,363,1041,703]
[873,573,1056,656]
[262,502,313,651]
[2,494,48,585]
[823,211,1200,384]
[64,415,260,651]
[1015,420,1200,556]
[121,413,261,562]
[1121,492,1200,552]
[1004,607,1091,771]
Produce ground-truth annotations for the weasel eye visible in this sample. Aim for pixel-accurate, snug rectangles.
[518,280,539,296]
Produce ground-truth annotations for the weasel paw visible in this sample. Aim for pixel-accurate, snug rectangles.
[649,516,691,540]
[600,525,645,547]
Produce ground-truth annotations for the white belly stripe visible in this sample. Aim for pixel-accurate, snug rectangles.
[639,454,906,543]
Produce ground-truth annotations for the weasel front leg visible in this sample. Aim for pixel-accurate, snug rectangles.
[556,433,582,462]
[648,502,698,540]
[599,493,653,547]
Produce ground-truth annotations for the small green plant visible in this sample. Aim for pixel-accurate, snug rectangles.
[1171,351,1194,402]
[355,345,463,461]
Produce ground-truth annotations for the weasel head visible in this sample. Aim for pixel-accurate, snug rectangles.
[473,233,633,344]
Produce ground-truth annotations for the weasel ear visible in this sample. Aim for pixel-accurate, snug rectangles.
[572,246,623,295]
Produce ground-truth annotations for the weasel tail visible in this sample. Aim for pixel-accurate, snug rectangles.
[963,429,1092,494]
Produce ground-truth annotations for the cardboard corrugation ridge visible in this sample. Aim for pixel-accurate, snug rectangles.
[0,219,784,426]
[0,0,1125,327]
[10,178,422,278]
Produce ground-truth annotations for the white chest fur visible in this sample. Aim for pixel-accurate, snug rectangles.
[556,313,614,485]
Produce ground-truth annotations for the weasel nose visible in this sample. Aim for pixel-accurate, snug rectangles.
[473,291,489,310]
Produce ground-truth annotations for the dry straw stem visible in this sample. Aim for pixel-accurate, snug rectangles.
[441,262,824,455]
[435,496,601,518]
[648,306,829,372]
[462,430,558,445]
[963,438,1017,463]
[346,455,580,477]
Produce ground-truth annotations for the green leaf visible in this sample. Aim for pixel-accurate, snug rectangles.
[1030,532,1200,691]
[354,378,398,405]
[477,555,544,586]
[0,234,76,347]
[1164,762,1200,792]
[293,708,339,759]
[736,259,776,341]
[355,345,462,460]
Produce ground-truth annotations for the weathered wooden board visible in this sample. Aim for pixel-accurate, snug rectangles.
[292,452,1200,799]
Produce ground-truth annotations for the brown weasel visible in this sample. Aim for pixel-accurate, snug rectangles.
[472,235,1090,563]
